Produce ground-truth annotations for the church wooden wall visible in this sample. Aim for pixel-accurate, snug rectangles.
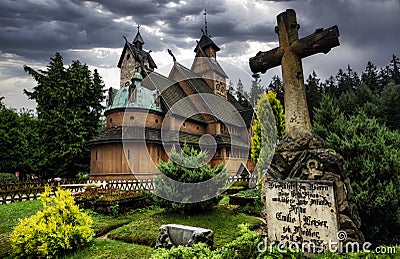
[106,110,164,129]
[90,143,165,180]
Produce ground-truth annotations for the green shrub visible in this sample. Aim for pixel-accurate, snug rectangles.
[151,243,214,259]
[0,173,18,183]
[150,143,229,214]
[10,186,94,258]
[235,188,261,198]
[76,171,89,181]
[222,223,261,259]
[151,224,301,259]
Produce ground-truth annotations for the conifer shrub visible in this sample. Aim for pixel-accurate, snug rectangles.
[148,143,229,213]
[10,186,94,258]
[0,173,18,183]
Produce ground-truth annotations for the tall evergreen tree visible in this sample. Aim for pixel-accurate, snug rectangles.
[266,75,284,106]
[305,71,322,122]
[378,65,391,89]
[249,74,264,106]
[322,75,338,97]
[24,53,105,178]
[235,79,250,107]
[380,82,400,130]
[389,54,400,84]
[336,65,361,95]
[361,61,380,92]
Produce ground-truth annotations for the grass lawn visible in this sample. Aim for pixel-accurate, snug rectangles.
[0,199,262,258]
[0,199,43,235]
[0,200,43,258]
[63,239,153,259]
[107,206,262,248]
[85,210,138,237]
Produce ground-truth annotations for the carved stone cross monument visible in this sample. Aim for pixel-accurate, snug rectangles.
[249,9,340,137]
[250,9,364,249]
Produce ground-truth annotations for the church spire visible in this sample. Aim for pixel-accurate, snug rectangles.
[204,9,208,36]
[133,25,144,49]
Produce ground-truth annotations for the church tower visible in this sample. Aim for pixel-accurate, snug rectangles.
[191,10,228,98]
[117,25,157,88]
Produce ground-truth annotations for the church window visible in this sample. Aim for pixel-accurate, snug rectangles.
[216,83,220,90]
[197,126,200,130]
[130,116,135,121]
[127,149,131,160]
[96,151,98,161]
[226,148,230,157]
[127,54,131,60]
[183,122,186,128]
[155,119,159,123]
[110,118,113,123]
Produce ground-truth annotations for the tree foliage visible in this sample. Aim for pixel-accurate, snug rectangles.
[305,71,322,122]
[251,92,283,181]
[23,53,105,178]
[266,75,284,106]
[249,76,265,107]
[313,95,400,244]
[0,101,41,177]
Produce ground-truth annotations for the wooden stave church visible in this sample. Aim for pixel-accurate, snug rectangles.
[88,27,255,180]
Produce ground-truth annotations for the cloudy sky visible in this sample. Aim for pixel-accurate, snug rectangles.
[0,0,399,110]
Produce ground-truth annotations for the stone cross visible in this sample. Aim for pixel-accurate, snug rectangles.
[250,9,340,137]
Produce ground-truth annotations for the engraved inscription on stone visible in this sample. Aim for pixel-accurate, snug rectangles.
[265,180,339,251]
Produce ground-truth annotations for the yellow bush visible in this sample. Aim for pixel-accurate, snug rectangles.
[10,186,94,258]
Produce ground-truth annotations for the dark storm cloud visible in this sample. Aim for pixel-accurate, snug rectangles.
[286,0,400,72]
[0,0,132,59]
[1,0,400,110]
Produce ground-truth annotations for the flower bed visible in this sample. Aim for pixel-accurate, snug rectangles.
[74,189,150,215]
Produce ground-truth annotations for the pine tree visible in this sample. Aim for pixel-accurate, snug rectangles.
[24,53,105,178]
[266,75,284,106]
[362,61,380,93]
[305,71,322,122]
[249,75,264,107]
[336,65,360,95]
[380,82,400,130]
[378,65,391,89]
[322,75,338,97]
[389,54,400,84]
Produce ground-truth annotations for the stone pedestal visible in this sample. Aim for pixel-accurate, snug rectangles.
[262,132,364,246]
